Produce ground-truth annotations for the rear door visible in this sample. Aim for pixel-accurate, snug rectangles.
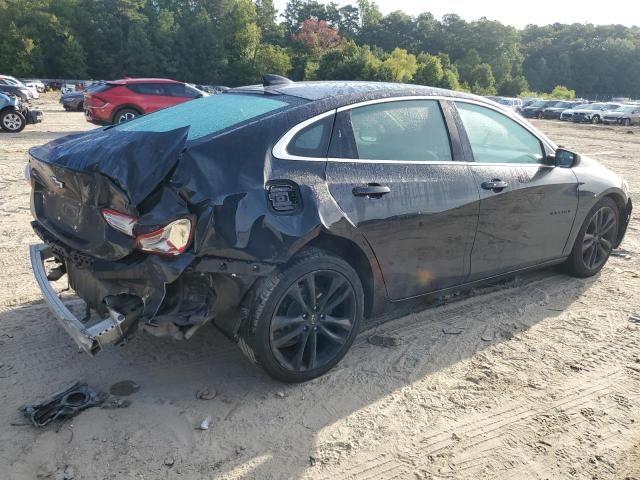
[454,101,578,279]
[325,99,479,300]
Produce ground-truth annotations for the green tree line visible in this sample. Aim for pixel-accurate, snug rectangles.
[1,0,639,98]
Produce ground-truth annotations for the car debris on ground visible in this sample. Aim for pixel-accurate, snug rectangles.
[19,382,106,427]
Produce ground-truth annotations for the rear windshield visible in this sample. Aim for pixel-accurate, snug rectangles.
[114,93,293,141]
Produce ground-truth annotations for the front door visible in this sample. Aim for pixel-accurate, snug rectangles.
[454,101,579,279]
[325,99,479,300]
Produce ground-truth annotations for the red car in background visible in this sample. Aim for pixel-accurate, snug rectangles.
[84,78,205,125]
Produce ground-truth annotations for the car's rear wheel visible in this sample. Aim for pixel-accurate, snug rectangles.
[0,110,26,132]
[623,118,631,127]
[114,108,140,124]
[565,197,619,278]
[77,101,84,112]
[238,248,363,383]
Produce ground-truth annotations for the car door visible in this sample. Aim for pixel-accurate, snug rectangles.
[453,101,579,280]
[325,99,479,300]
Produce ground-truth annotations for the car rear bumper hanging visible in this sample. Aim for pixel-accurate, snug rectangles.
[29,243,135,354]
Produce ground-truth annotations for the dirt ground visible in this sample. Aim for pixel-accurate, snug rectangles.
[0,94,639,480]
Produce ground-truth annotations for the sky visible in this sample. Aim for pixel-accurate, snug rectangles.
[273,0,640,28]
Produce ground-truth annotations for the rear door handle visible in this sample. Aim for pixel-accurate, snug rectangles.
[352,184,391,198]
[481,179,509,192]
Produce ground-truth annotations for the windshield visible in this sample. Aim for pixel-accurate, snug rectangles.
[496,98,513,106]
[115,93,295,141]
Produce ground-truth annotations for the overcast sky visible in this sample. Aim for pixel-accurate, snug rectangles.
[273,0,640,28]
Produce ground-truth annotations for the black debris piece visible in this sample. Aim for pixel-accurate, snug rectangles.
[19,382,107,427]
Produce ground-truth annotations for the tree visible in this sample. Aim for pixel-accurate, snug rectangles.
[499,75,529,96]
[292,19,343,54]
[550,85,576,99]
[378,48,417,82]
[468,63,496,95]
[253,44,292,76]
[413,53,443,86]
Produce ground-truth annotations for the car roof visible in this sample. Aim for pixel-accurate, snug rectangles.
[109,78,181,85]
[230,80,485,108]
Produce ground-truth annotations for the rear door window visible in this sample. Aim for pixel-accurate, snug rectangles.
[164,83,202,98]
[127,83,167,95]
[332,100,452,161]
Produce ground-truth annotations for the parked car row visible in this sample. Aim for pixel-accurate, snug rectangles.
[490,96,640,126]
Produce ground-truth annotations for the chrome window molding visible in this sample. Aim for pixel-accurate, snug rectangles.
[272,94,556,163]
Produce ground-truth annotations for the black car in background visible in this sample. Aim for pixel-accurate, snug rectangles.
[521,100,561,119]
[28,78,632,382]
[60,91,84,111]
[542,101,584,119]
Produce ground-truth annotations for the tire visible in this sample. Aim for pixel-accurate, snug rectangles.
[537,112,544,119]
[238,248,364,383]
[565,197,619,278]
[591,115,601,124]
[0,110,26,132]
[77,102,84,112]
[623,118,631,127]
[113,107,140,124]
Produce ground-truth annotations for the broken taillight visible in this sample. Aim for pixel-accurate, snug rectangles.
[101,208,138,237]
[101,209,194,256]
[136,218,193,256]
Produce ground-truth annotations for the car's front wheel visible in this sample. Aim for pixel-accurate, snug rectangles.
[239,248,363,382]
[0,110,26,132]
[591,115,601,124]
[623,118,631,127]
[566,197,619,278]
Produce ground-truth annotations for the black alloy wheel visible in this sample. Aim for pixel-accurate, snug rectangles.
[269,270,357,373]
[566,197,619,277]
[581,206,617,271]
[238,248,363,382]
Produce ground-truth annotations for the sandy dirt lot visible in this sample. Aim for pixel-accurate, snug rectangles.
[0,94,639,480]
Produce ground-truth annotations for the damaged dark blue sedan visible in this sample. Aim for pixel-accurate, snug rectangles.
[28,77,632,382]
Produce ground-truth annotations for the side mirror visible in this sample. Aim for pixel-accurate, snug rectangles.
[552,148,580,168]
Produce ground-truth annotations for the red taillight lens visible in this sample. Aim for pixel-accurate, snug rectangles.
[102,209,193,256]
[136,218,193,256]
[101,208,138,237]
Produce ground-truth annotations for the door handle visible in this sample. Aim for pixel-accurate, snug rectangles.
[481,179,509,192]
[352,184,391,198]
